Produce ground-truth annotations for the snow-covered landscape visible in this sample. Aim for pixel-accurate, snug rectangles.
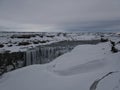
[0,32,120,90]
[0,32,100,52]
[0,0,120,90]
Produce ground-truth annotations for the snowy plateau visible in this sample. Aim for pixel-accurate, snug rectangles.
[0,32,120,90]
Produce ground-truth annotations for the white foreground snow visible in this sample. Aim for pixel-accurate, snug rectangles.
[0,42,120,90]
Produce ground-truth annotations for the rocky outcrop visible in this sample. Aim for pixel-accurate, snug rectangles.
[0,51,25,75]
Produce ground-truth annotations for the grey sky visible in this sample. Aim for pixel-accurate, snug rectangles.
[0,0,120,32]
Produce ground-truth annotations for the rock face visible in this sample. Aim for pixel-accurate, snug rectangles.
[0,51,25,75]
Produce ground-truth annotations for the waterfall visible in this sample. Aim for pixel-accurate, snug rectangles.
[25,45,74,65]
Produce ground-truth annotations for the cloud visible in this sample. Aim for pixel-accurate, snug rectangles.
[0,20,58,32]
[60,19,120,31]
[0,0,120,31]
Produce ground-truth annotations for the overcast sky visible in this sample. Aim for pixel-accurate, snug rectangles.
[0,0,120,32]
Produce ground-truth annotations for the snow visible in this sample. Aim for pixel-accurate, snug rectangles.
[1,32,120,53]
[0,32,101,52]
[49,42,111,71]
[0,42,120,90]
[97,72,120,90]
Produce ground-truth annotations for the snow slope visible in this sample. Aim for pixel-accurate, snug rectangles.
[0,42,120,90]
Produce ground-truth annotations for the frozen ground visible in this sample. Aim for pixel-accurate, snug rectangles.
[0,41,120,90]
